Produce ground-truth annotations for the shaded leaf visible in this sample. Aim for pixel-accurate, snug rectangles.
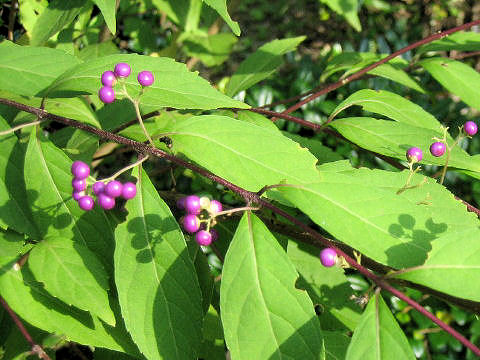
[29,237,115,325]
[47,54,248,110]
[24,128,115,272]
[76,41,119,61]
[114,167,203,360]
[220,212,324,360]
[0,264,140,354]
[226,37,306,96]
[346,293,415,360]
[392,228,480,302]
[319,0,361,31]
[280,168,479,268]
[183,33,237,67]
[202,0,241,35]
[92,0,117,35]
[0,41,81,97]
[30,0,85,46]
[420,57,480,111]
[283,132,344,164]
[288,241,361,331]
[169,115,319,191]
[0,116,39,238]
[324,331,350,360]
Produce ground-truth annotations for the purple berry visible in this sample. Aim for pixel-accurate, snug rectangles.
[105,180,123,198]
[320,248,337,267]
[122,182,137,200]
[137,71,154,87]
[72,178,87,192]
[98,86,115,104]
[182,214,200,234]
[406,147,422,163]
[73,190,85,201]
[98,193,115,210]
[210,228,219,242]
[101,71,116,87]
[195,230,212,246]
[78,196,95,211]
[114,63,131,78]
[71,161,90,180]
[429,142,446,157]
[185,195,201,215]
[209,200,223,214]
[177,197,186,210]
[465,121,478,136]
[92,181,105,195]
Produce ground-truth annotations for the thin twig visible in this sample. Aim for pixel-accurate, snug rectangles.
[2,97,479,355]
[0,296,51,360]
[7,0,18,41]
[0,120,43,135]
[275,19,480,119]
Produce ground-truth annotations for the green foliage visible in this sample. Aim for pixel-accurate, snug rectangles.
[226,36,306,96]
[220,212,324,359]
[345,294,415,360]
[1,1,480,359]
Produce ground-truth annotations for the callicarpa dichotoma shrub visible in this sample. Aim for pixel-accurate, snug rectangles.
[1,1,480,360]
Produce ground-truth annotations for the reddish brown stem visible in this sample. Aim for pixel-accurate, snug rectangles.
[2,97,479,355]
[0,296,51,359]
[277,19,480,119]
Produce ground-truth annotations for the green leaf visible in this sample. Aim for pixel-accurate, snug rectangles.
[319,0,361,31]
[0,230,25,269]
[283,132,344,164]
[367,64,425,93]
[280,168,479,268]
[0,42,81,97]
[287,241,361,331]
[92,0,117,35]
[226,37,306,97]
[329,117,480,173]
[47,54,248,110]
[169,115,319,191]
[114,167,203,360]
[418,31,480,53]
[17,0,49,34]
[202,0,240,35]
[237,110,280,132]
[346,294,415,360]
[392,228,480,302]
[330,89,440,130]
[420,57,480,111]
[30,0,85,46]
[24,128,115,272]
[76,41,120,61]
[188,242,214,315]
[183,33,237,67]
[322,53,423,93]
[150,0,190,26]
[220,212,324,359]
[0,116,39,238]
[0,265,140,354]
[29,237,115,325]
[324,331,350,360]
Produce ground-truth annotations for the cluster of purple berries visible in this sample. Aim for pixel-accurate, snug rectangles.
[177,195,223,246]
[71,161,137,211]
[406,121,478,162]
[98,62,155,104]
